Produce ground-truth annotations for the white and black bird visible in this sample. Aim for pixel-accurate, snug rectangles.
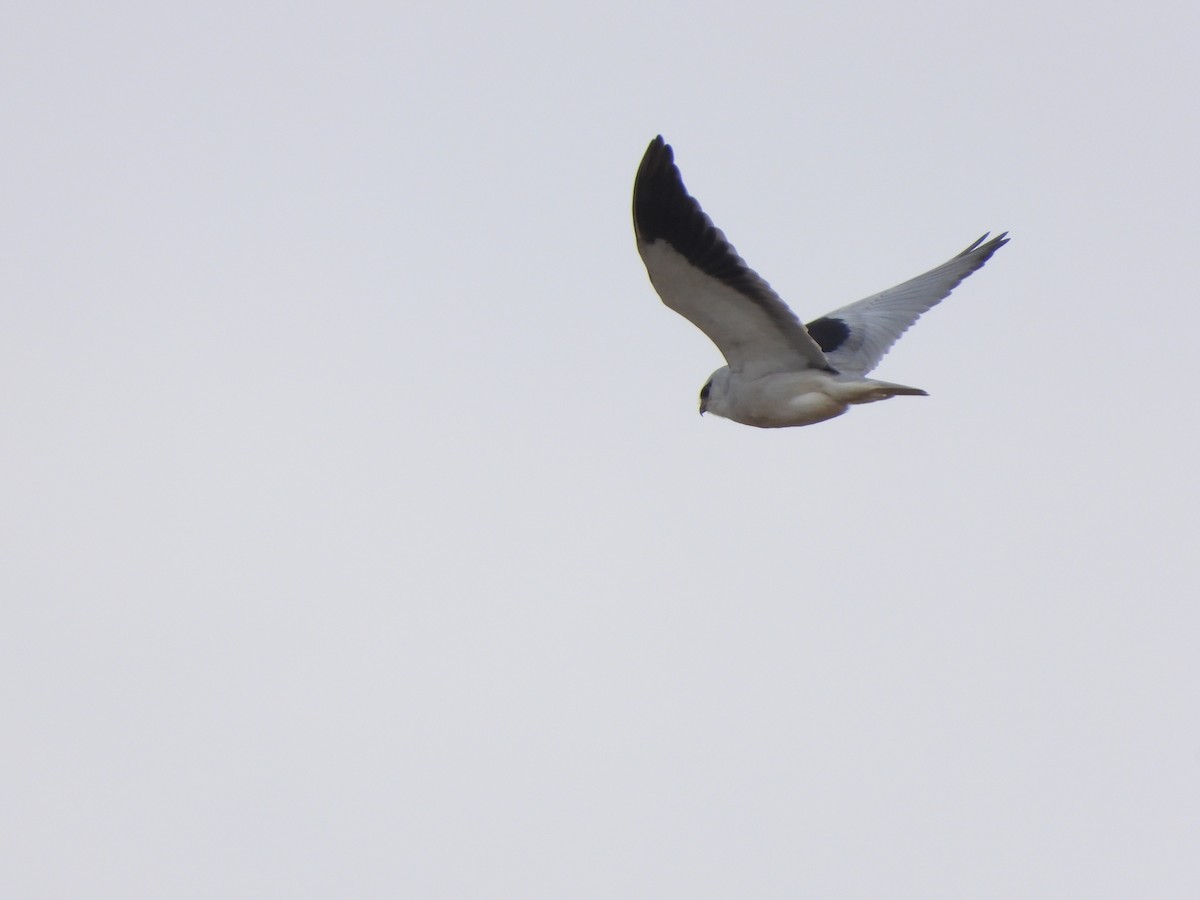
[633,136,1008,428]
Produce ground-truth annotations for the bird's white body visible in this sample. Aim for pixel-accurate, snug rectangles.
[703,367,927,429]
[632,136,1007,429]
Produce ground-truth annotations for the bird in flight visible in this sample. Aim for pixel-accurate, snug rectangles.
[632,136,1007,428]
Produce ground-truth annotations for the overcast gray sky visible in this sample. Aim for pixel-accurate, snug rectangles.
[4,1,1199,897]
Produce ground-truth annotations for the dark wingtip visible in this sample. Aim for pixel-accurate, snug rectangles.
[632,136,679,243]
[962,231,1010,256]
[955,232,1010,276]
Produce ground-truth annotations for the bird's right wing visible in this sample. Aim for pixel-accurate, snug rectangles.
[633,136,832,377]
[807,233,1009,376]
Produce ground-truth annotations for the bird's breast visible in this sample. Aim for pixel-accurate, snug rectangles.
[718,371,848,428]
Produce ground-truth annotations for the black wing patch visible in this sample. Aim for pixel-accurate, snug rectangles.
[804,316,851,354]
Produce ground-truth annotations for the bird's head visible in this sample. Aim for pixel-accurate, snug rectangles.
[699,378,712,415]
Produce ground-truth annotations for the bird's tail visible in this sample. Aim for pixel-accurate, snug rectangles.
[844,379,928,405]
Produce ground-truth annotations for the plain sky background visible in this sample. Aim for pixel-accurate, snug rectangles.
[4,1,1199,897]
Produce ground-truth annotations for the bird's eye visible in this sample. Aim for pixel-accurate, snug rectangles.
[700,381,712,403]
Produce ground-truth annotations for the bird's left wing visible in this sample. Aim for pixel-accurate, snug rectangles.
[807,233,1009,377]
[633,136,831,377]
